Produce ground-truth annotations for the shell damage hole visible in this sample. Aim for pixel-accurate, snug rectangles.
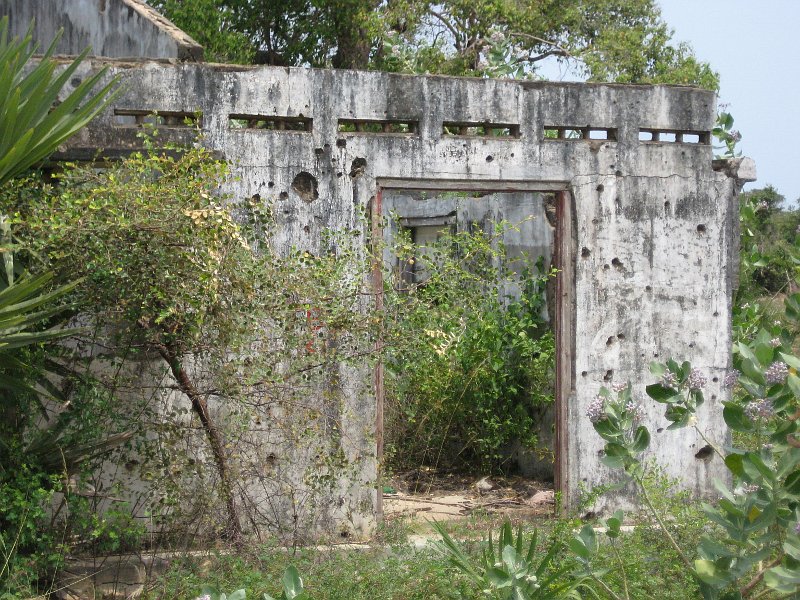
[697,224,707,233]
[611,257,623,269]
[581,371,588,377]
[291,172,319,203]
[617,333,625,340]
[349,157,367,178]
[603,369,613,381]
[486,155,494,162]
[278,191,289,200]
[695,445,713,461]
[606,336,615,346]
[581,247,591,258]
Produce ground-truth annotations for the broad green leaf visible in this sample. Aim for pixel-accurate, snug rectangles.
[631,426,650,453]
[723,403,754,433]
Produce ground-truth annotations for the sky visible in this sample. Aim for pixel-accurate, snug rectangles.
[658,0,800,205]
[542,1,800,206]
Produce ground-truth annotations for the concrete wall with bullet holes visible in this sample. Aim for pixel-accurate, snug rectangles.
[4,2,757,536]
[55,59,756,526]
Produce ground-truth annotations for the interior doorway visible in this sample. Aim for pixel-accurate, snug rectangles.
[371,181,574,522]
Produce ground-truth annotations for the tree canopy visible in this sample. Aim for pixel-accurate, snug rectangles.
[150,0,718,89]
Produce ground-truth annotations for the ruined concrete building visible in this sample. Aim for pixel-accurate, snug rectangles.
[2,0,756,539]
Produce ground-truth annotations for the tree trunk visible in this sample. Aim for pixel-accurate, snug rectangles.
[157,344,243,541]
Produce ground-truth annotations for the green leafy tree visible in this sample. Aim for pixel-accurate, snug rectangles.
[151,0,717,87]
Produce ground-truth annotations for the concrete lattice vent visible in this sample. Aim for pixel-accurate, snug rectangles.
[442,122,520,138]
[230,114,312,132]
[543,126,617,141]
[113,109,201,128]
[638,129,710,144]
[338,119,418,134]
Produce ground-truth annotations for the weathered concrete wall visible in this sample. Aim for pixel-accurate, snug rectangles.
[1,0,202,60]
[56,60,754,531]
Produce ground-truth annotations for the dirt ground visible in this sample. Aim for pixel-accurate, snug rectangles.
[383,468,556,524]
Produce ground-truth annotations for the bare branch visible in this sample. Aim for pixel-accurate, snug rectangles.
[509,31,573,60]
[428,9,462,51]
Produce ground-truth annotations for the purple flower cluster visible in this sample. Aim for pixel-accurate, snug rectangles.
[723,369,740,388]
[741,483,760,494]
[765,362,789,385]
[795,522,800,535]
[687,368,707,390]
[661,371,678,389]
[769,337,781,348]
[586,395,606,423]
[611,382,628,393]
[744,399,775,421]
[624,401,646,422]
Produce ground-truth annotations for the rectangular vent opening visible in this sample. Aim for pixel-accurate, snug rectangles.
[338,119,417,134]
[544,126,617,141]
[113,109,201,128]
[639,129,710,145]
[442,122,520,138]
[229,114,312,132]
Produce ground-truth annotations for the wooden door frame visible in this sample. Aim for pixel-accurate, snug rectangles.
[371,181,574,522]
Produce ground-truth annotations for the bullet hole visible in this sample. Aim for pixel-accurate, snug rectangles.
[304,225,310,233]
[611,257,623,269]
[510,152,515,157]
[615,197,622,212]
[266,453,276,465]
[581,371,588,377]
[71,77,82,87]
[291,172,319,202]
[606,336,615,346]
[581,247,591,258]
[596,184,604,192]
[712,376,719,383]
[695,445,713,461]
[603,264,610,270]
[592,218,599,225]
[336,139,347,148]
[340,530,351,539]
[603,369,613,381]
[697,224,706,233]
[617,333,625,340]
[279,191,289,200]
[711,394,717,400]
[251,193,260,202]
[689,342,695,348]
[323,143,330,150]
[654,352,659,357]
[486,155,494,162]
[267,181,275,188]
[349,157,367,178]
[645,285,652,292]
[615,170,622,177]
[314,147,324,156]
[336,172,343,177]
[713,311,719,317]
[656,428,664,433]
[664,201,670,213]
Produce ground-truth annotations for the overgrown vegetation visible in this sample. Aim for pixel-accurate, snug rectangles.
[4,3,800,599]
[383,224,556,474]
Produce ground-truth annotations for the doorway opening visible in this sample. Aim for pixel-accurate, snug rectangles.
[372,181,574,522]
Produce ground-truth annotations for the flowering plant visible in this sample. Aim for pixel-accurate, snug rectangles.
[576,294,800,598]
